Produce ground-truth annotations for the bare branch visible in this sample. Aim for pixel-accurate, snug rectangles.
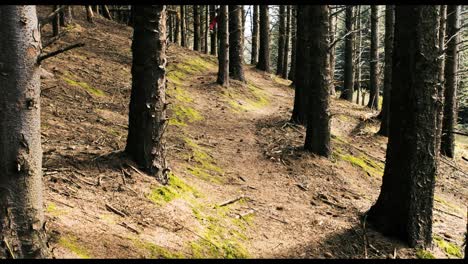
[37,43,85,64]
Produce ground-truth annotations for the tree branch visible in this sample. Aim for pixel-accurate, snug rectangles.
[39,6,66,28]
[37,43,85,64]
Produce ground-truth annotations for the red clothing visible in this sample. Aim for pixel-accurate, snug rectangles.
[209,16,218,30]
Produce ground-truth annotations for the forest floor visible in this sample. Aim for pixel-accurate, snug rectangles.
[37,7,467,259]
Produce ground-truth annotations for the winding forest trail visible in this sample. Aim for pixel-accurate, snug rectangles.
[37,8,467,259]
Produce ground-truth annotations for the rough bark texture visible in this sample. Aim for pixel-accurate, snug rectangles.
[304,5,331,157]
[256,5,270,72]
[339,6,354,101]
[0,5,50,258]
[378,5,395,137]
[288,5,297,82]
[435,6,447,153]
[368,6,380,109]
[175,7,180,45]
[441,5,459,158]
[52,5,59,36]
[180,5,186,47]
[276,5,286,75]
[193,5,200,51]
[290,6,308,125]
[367,6,439,248]
[217,5,229,87]
[86,5,94,23]
[228,5,245,82]
[251,5,259,65]
[282,5,290,79]
[204,5,209,54]
[210,5,217,56]
[126,6,168,184]
[354,6,362,105]
[329,7,337,95]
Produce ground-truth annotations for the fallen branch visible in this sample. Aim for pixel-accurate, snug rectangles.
[119,222,140,234]
[105,203,127,217]
[3,239,15,259]
[39,5,67,28]
[37,43,85,64]
[126,163,145,177]
[434,207,463,219]
[218,195,245,207]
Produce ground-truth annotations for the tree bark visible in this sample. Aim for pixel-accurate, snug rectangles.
[102,5,112,20]
[276,5,286,75]
[378,5,395,137]
[251,5,259,65]
[435,5,447,154]
[282,5,290,79]
[329,6,337,95]
[204,5,209,54]
[256,5,270,72]
[217,5,229,87]
[180,5,186,47]
[354,6,362,105]
[52,5,59,36]
[304,5,331,157]
[175,6,180,45]
[126,6,169,183]
[288,5,297,82]
[229,5,245,82]
[86,5,94,23]
[0,5,50,258]
[339,6,354,101]
[210,5,217,56]
[193,5,201,51]
[441,5,460,158]
[368,5,380,109]
[291,6,308,125]
[367,6,439,248]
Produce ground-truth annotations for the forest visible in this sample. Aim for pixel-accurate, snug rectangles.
[0,4,467,259]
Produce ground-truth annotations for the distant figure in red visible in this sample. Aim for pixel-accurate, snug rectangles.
[209,8,219,33]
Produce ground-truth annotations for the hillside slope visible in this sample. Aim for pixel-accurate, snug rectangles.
[37,8,467,259]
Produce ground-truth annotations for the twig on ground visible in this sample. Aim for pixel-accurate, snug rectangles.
[37,43,85,64]
[218,195,245,207]
[118,222,140,234]
[105,203,127,217]
[434,207,464,219]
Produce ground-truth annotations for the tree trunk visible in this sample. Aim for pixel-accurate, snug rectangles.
[288,5,297,82]
[441,5,460,158]
[251,5,259,65]
[290,7,308,125]
[0,5,50,258]
[435,5,447,154]
[354,6,362,105]
[204,5,209,54]
[241,6,246,56]
[229,5,246,82]
[86,5,94,23]
[282,5,290,79]
[276,5,286,75]
[367,6,439,248]
[329,6,337,95]
[200,6,205,52]
[217,5,229,87]
[378,5,395,137]
[128,6,135,27]
[193,5,200,51]
[256,5,270,72]
[175,7,180,45]
[102,5,112,20]
[52,5,59,36]
[180,5,186,47]
[168,13,174,42]
[339,6,354,101]
[126,6,169,183]
[368,5,380,109]
[304,5,331,157]
[210,5,217,56]
[63,5,73,25]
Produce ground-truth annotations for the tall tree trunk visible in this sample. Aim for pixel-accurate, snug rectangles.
[126,6,169,183]
[291,7,308,125]
[367,6,439,248]
[128,5,135,27]
[200,6,205,52]
[368,6,380,109]
[435,5,447,154]
[354,6,362,105]
[168,13,174,42]
[52,5,59,36]
[193,5,200,51]
[59,5,65,27]
[229,5,246,82]
[281,5,290,79]
[288,5,297,82]
[329,6,337,95]
[378,5,395,136]
[304,5,331,157]
[256,5,270,72]
[86,5,94,23]
[217,5,229,87]
[204,5,209,54]
[251,5,259,65]
[180,5,186,47]
[175,7,180,45]
[241,6,246,56]
[210,5,217,56]
[0,5,50,258]
[63,5,73,25]
[441,5,460,158]
[339,6,354,101]
[276,5,286,75]
[102,5,112,20]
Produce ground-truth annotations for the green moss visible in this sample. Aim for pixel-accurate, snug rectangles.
[130,236,185,259]
[333,148,384,177]
[99,213,116,225]
[433,235,462,258]
[224,83,270,113]
[170,105,203,127]
[416,249,436,259]
[271,74,291,86]
[59,235,91,258]
[167,86,193,103]
[167,70,187,86]
[147,173,200,205]
[434,196,464,214]
[46,202,68,217]
[62,75,106,97]
[183,137,224,183]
